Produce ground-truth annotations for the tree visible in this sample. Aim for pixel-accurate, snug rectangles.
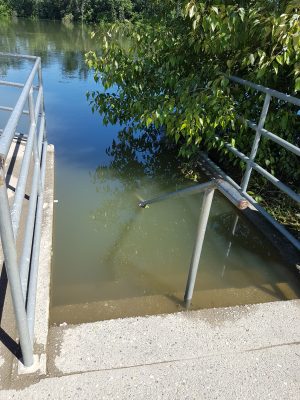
[86,0,300,185]
[0,0,12,16]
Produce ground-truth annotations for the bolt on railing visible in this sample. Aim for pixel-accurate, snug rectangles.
[0,53,48,367]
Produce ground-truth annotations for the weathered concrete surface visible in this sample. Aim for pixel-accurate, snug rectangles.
[29,144,54,371]
[0,140,54,384]
[48,300,300,376]
[2,343,300,400]
[1,300,300,398]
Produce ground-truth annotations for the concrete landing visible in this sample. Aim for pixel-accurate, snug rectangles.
[1,300,300,399]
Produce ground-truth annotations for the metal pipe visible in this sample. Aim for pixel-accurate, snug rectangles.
[0,57,40,159]
[0,162,33,366]
[0,80,39,90]
[138,181,216,208]
[184,188,215,305]
[29,88,42,191]
[199,152,300,251]
[0,52,38,61]
[246,120,300,157]
[216,180,248,209]
[26,141,47,339]
[229,75,300,107]
[238,190,300,251]
[224,143,300,203]
[221,215,239,279]
[10,87,43,235]
[0,106,29,115]
[241,93,271,192]
[19,118,45,296]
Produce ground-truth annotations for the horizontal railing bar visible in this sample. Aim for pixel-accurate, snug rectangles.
[229,75,300,107]
[138,181,216,208]
[139,178,249,210]
[199,152,300,251]
[26,140,48,339]
[0,57,40,159]
[246,120,300,157]
[0,52,38,60]
[0,106,30,115]
[0,80,39,90]
[224,142,300,203]
[0,129,26,137]
[10,86,43,236]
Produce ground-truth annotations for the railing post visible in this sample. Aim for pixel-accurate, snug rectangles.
[28,87,41,179]
[184,188,215,305]
[0,159,33,367]
[241,93,271,192]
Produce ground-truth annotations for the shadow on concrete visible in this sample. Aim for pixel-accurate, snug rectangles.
[0,263,21,359]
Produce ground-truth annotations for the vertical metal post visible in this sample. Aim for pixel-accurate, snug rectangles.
[28,88,41,185]
[26,141,47,339]
[221,215,239,278]
[184,188,215,305]
[241,93,271,192]
[0,161,33,366]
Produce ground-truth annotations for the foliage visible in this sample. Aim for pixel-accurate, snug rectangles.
[86,0,300,186]
[0,0,11,16]
[2,0,152,22]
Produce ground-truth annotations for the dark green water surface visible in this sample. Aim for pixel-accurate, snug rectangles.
[0,18,299,324]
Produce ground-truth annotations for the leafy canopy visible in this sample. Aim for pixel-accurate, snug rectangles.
[86,0,300,183]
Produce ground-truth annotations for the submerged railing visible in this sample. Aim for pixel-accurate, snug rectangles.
[139,179,249,305]
[139,79,300,303]
[0,53,47,367]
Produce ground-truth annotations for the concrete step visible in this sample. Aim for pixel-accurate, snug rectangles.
[47,300,300,377]
[50,281,299,325]
[2,300,300,398]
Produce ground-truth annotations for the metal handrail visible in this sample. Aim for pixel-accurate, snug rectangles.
[139,179,249,305]
[218,76,300,251]
[0,53,48,367]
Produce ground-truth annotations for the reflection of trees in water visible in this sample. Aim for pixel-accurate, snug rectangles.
[88,126,186,280]
[91,125,184,194]
[89,125,185,233]
[0,18,95,80]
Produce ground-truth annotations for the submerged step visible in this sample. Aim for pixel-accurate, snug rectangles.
[50,281,299,325]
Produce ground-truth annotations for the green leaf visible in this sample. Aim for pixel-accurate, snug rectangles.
[249,54,255,65]
[189,5,196,18]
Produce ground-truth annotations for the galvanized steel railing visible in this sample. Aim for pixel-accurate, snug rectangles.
[0,53,48,367]
[139,78,300,304]
[139,179,249,305]
[218,76,300,251]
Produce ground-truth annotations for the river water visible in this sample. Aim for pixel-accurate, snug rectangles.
[0,18,299,324]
